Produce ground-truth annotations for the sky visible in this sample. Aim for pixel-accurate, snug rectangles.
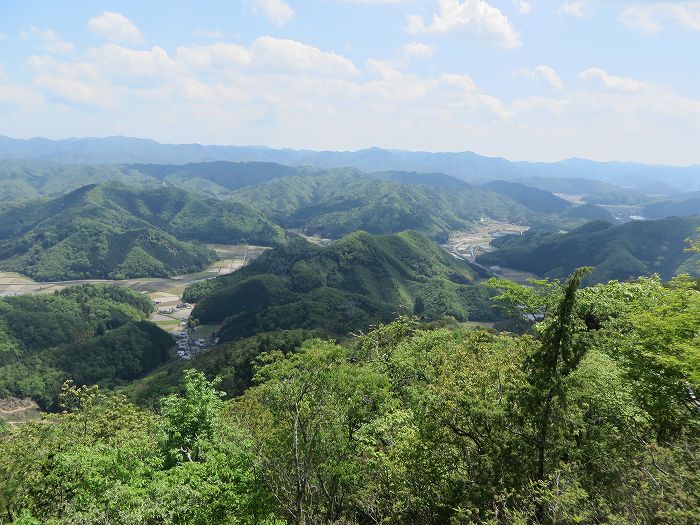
[1,0,699,165]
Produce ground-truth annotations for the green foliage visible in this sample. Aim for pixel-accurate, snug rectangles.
[0,373,275,525]
[479,216,700,283]
[0,182,284,280]
[4,272,700,524]
[483,180,572,214]
[123,329,316,406]
[188,231,504,342]
[0,286,166,408]
[231,173,534,242]
[160,370,225,465]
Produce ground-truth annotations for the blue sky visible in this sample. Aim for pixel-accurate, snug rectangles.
[1,0,699,164]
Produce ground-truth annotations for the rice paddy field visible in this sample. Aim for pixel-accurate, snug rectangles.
[0,244,268,298]
[0,244,269,333]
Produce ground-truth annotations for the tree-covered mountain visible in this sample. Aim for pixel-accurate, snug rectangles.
[482,180,573,214]
[0,285,171,408]
[4,273,700,524]
[0,159,154,202]
[478,217,700,283]
[186,230,501,341]
[561,203,614,222]
[0,183,284,280]
[231,173,534,242]
[642,197,700,219]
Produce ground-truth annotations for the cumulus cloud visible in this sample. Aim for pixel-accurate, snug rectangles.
[556,2,588,18]
[252,0,295,26]
[177,36,359,77]
[620,2,700,35]
[406,0,521,48]
[515,65,564,90]
[20,27,74,54]
[578,68,653,92]
[87,11,144,44]
[13,28,700,164]
[87,44,178,80]
[403,42,434,58]
[26,54,114,106]
[517,1,532,15]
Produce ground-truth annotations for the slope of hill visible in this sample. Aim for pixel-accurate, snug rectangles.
[477,217,700,283]
[187,231,501,342]
[642,198,700,219]
[0,159,154,202]
[0,183,284,280]
[482,180,572,214]
[231,173,533,242]
[561,203,614,222]
[0,285,169,409]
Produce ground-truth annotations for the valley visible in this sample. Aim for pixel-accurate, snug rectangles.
[0,244,268,335]
[1,144,700,525]
[3,1,700,518]
[443,219,530,262]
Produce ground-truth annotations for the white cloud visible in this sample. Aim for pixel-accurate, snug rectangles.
[0,32,7,41]
[176,42,251,69]
[515,65,564,90]
[12,30,700,165]
[27,55,114,106]
[20,27,74,54]
[251,36,359,76]
[620,2,700,35]
[194,28,223,39]
[557,2,588,18]
[517,1,532,15]
[367,58,403,80]
[178,36,359,77]
[578,68,652,92]
[253,0,295,26]
[87,11,144,44]
[403,42,434,58]
[406,0,521,48]
[87,44,178,80]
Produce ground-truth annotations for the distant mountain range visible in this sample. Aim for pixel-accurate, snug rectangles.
[2,135,700,192]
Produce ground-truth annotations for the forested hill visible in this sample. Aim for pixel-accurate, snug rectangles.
[0,285,171,409]
[478,216,700,283]
[185,230,500,342]
[4,273,700,523]
[230,173,535,242]
[0,183,284,280]
[482,180,573,214]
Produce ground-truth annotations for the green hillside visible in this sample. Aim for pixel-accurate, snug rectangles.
[0,183,284,280]
[0,159,155,202]
[642,197,700,219]
[4,274,700,524]
[0,285,170,408]
[482,180,572,214]
[478,217,700,283]
[232,173,533,242]
[187,230,500,341]
[562,203,614,222]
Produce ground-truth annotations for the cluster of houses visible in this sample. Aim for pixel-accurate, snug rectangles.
[158,302,192,315]
[175,331,210,360]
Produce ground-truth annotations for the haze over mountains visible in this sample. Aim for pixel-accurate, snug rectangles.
[2,135,700,192]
